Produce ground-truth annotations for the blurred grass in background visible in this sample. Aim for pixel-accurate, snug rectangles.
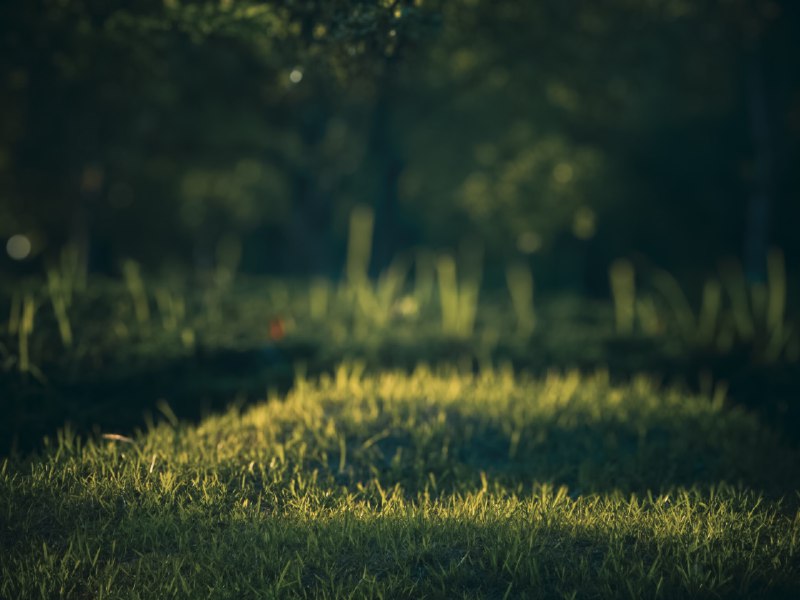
[1,206,799,454]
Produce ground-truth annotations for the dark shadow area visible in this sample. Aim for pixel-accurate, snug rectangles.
[4,334,800,458]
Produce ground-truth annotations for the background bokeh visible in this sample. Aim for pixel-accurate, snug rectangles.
[2,0,799,291]
[0,0,800,291]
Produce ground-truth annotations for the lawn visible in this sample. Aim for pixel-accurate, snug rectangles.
[5,0,800,595]
[2,265,800,598]
[2,365,799,599]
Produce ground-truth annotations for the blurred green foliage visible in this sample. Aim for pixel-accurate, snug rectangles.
[1,0,799,285]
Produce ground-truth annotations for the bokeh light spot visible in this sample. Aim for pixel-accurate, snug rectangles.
[6,234,32,260]
[516,231,542,254]
[289,68,303,84]
[553,162,574,184]
[572,207,596,239]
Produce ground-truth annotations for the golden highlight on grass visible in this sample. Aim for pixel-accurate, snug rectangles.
[2,367,798,599]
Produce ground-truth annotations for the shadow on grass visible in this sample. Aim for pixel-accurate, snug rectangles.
[324,411,800,499]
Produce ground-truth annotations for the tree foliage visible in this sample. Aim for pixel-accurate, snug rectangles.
[1,0,798,279]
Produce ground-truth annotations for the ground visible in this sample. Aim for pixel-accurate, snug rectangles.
[1,276,799,598]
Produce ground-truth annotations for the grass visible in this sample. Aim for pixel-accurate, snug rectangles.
[633,249,799,363]
[2,268,799,455]
[2,366,799,598]
[2,230,799,596]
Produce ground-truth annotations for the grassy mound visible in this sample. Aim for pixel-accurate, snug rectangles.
[2,366,799,599]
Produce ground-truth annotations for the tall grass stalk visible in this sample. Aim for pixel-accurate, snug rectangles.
[645,249,796,362]
[57,244,87,297]
[719,260,755,340]
[436,255,459,334]
[697,280,722,345]
[309,278,330,321]
[635,297,662,336]
[154,288,184,332]
[343,206,377,336]
[46,268,73,347]
[375,259,409,318]
[414,250,436,307]
[650,269,695,339]
[122,260,150,325]
[505,262,536,337]
[766,249,786,337]
[18,294,36,374]
[351,259,409,331]
[344,207,414,330]
[763,250,788,361]
[436,253,481,337]
[346,205,374,285]
[609,259,635,334]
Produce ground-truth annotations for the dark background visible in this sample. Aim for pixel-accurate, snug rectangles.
[2,0,799,292]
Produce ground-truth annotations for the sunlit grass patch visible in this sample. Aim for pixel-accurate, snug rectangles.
[189,365,797,494]
[2,367,799,598]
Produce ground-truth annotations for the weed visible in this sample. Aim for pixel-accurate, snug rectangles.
[122,260,150,326]
[614,249,799,363]
[436,252,481,338]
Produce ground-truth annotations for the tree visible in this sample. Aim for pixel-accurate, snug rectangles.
[0,0,436,273]
[2,0,799,284]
